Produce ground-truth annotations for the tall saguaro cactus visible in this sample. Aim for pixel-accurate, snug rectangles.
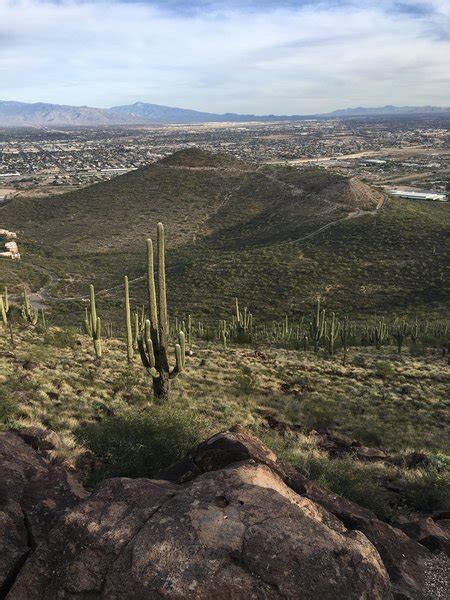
[0,287,9,326]
[138,223,185,400]
[21,288,38,325]
[124,276,134,362]
[310,299,326,352]
[84,284,102,359]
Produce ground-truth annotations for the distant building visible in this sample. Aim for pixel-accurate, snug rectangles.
[388,190,447,202]
[0,229,20,259]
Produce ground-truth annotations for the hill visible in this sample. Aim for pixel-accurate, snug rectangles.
[1,100,449,126]
[0,149,449,321]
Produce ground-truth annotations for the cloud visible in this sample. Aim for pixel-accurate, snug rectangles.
[0,0,449,113]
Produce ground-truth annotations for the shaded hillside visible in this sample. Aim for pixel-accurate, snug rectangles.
[1,149,448,319]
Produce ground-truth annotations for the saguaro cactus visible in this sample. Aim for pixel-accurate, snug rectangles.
[21,288,38,325]
[340,315,351,365]
[392,320,409,354]
[0,287,9,326]
[372,318,389,350]
[137,223,185,400]
[84,284,102,359]
[327,312,340,355]
[310,299,326,352]
[124,276,134,362]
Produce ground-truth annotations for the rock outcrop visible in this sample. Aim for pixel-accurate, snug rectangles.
[0,431,87,597]
[8,463,390,599]
[1,426,449,599]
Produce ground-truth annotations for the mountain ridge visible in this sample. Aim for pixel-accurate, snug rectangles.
[1,99,449,126]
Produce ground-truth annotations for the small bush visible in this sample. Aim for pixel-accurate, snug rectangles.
[76,405,208,483]
[317,458,393,519]
[401,468,450,514]
[44,328,78,350]
[351,355,367,368]
[235,365,255,394]
[409,343,427,357]
[302,400,336,429]
[374,361,395,380]
[111,370,142,393]
[353,420,384,447]
[0,390,17,424]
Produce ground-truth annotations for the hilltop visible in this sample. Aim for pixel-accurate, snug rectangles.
[0,148,449,321]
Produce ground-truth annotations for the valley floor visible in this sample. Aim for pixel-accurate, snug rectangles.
[1,324,449,522]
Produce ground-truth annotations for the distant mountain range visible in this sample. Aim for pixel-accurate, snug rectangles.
[1,100,449,127]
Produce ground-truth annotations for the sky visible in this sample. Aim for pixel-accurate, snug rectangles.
[1,0,449,114]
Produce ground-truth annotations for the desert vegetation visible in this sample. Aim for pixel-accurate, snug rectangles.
[1,222,448,524]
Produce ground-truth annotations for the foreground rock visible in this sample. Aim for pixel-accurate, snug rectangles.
[160,426,449,600]
[0,431,87,597]
[2,426,449,599]
[9,462,391,599]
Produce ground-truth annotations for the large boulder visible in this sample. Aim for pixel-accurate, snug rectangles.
[160,426,449,600]
[8,462,391,599]
[0,431,87,596]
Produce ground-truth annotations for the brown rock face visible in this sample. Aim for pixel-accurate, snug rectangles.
[0,431,87,596]
[159,426,447,600]
[2,426,448,599]
[8,463,391,599]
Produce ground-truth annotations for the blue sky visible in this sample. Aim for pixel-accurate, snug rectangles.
[1,0,449,113]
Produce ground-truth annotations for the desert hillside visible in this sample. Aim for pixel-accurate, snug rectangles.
[0,149,448,320]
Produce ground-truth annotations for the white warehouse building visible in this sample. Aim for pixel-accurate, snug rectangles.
[388,190,447,202]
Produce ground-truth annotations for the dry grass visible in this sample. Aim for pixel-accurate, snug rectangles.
[1,324,449,519]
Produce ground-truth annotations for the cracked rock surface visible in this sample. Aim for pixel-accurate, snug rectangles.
[2,426,449,599]
[7,462,390,599]
[0,431,87,597]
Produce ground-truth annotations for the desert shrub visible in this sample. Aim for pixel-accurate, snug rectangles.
[44,328,78,350]
[111,370,143,393]
[0,389,17,424]
[76,405,208,483]
[409,343,427,357]
[302,400,336,429]
[317,458,392,519]
[374,361,395,379]
[260,432,392,519]
[400,468,450,514]
[351,355,367,368]
[353,420,384,447]
[235,365,255,394]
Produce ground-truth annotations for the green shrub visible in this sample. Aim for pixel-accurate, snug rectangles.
[235,365,255,394]
[374,361,395,379]
[401,468,450,514]
[351,355,367,368]
[302,400,336,429]
[76,405,208,483]
[409,343,427,357]
[44,328,79,350]
[317,458,392,519]
[0,390,17,424]
[353,420,384,447]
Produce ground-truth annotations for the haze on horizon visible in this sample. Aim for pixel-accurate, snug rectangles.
[1,0,450,115]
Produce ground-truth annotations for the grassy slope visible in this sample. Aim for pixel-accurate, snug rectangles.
[0,150,448,321]
[1,325,449,520]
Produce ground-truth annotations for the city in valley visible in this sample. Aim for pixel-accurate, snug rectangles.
[1,114,449,203]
